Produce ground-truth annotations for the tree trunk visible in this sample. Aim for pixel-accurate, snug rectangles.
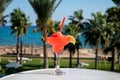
[111,49,115,71]
[76,48,80,67]
[16,37,19,63]
[43,41,48,68]
[69,51,72,68]
[43,27,48,68]
[95,43,99,69]
[20,35,23,64]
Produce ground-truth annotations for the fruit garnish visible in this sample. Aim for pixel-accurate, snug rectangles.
[67,35,76,44]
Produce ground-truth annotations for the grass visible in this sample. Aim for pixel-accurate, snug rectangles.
[0,56,120,75]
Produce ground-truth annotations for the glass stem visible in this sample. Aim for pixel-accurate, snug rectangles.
[56,54,60,69]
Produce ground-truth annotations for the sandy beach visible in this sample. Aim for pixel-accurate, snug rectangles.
[0,46,110,59]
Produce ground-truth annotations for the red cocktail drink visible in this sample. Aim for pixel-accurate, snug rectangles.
[46,32,71,55]
[46,17,75,75]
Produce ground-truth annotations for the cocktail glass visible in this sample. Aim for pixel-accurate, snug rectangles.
[47,32,71,75]
[46,17,75,75]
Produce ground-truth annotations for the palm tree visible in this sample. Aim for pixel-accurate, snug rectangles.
[64,24,78,68]
[68,10,83,67]
[0,0,13,26]
[10,8,31,64]
[35,19,58,68]
[28,0,62,68]
[103,6,120,71]
[83,12,106,69]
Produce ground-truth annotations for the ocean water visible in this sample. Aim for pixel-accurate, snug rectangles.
[0,26,90,48]
[0,26,43,46]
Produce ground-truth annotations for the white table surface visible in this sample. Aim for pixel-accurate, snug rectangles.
[0,68,120,80]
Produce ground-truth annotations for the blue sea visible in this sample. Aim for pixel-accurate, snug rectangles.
[0,26,89,48]
[0,26,43,46]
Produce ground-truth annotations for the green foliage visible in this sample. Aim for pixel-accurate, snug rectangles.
[106,7,120,23]
[0,0,13,16]
[29,0,62,26]
[112,0,120,7]
[69,10,84,25]
[104,6,120,53]
[0,0,13,26]
[29,0,62,39]
[83,12,106,47]
[65,9,84,50]
[29,0,55,24]
[10,8,31,64]
[10,8,31,36]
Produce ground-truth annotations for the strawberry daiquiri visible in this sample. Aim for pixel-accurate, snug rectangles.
[46,17,75,75]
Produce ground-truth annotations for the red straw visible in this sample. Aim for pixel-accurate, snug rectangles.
[60,17,66,32]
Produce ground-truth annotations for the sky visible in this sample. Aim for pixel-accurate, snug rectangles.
[4,0,116,25]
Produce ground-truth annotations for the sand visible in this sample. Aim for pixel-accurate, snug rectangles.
[0,45,110,59]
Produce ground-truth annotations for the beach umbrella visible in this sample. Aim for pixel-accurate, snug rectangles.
[5,62,22,68]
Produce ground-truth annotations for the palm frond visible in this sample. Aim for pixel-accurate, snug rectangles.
[112,0,120,7]
[0,0,13,13]
[0,0,13,26]
[29,0,56,24]
[10,8,31,37]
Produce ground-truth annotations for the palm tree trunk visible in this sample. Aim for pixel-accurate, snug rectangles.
[20,34,23,64]
[16,37,19,63]
[43,27,48,68]
[69,52,72,68]
[111,49,115,71]
[95,43,99,69]
[43,41,48,68]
